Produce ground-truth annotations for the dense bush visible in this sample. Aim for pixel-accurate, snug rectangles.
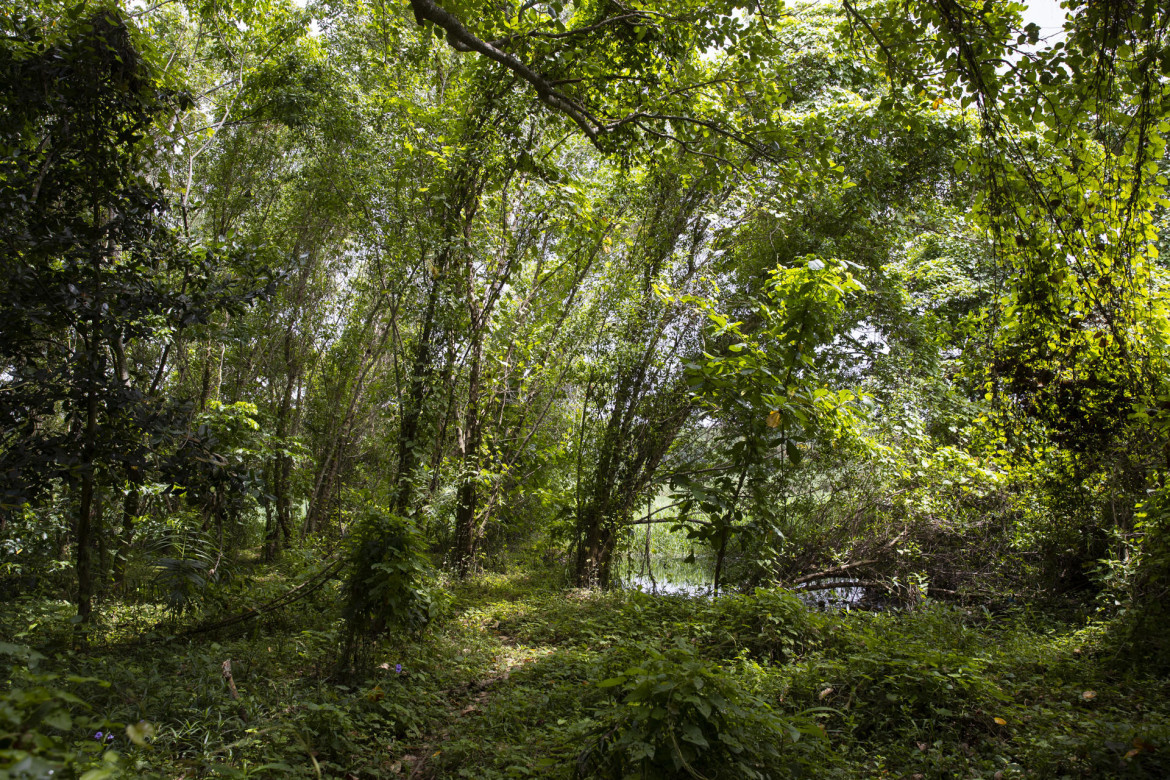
[787,609,1009,743]
[578,641,826,780]
[340,507,449,668]
[0,645,125,780]
[695,589,828,664]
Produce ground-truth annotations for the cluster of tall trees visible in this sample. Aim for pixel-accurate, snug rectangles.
[2,0,1168,640]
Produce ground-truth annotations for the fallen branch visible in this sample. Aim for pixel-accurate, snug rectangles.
[790,527,908,586]
[795,580,887,593]
[792,559,878,586]
[108,555,346,649]
[178,555,345,639]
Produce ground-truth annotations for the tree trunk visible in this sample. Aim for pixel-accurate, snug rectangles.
[392,268,444,516]
[77,362,98,624]
[712,465,748,596]
[198,342,213,411]
[453,332,484,577]
[262,459,278,562]
[270,339,298,558]
[574,355,641,587]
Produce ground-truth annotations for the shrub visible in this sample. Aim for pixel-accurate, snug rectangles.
[340,508,448,668]
[0,645,125,779]
[696,588,826,664]
[788,610,1008,742]
[577,641,825,780]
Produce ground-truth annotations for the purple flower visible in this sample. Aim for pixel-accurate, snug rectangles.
[395,664,402,674]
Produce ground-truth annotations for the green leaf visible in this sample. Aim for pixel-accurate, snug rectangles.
[42,710,72,730]
[681,724,709,747]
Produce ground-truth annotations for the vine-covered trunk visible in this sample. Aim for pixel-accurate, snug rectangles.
[392,269,443,516]
[575,391,627,587]
[76,348,98,624]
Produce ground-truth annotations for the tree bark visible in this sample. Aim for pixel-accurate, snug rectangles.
[77,347,99,624]
[392,270,443,516]
[452,331,484,576]
[270,334,298,558]
[112,487,140,589]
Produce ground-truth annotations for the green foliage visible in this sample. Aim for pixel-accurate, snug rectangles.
[667,255,867,432]
[0,645,122,780]
[789,610,1009,744]
[341,506,449,645]
[659,256,870,587]
[4,0,1170,775]
[1105,485,1170,674]
[697,589,827,665]
[577,640,823,780]
[4,559,1170,779]
[145,525,227,617]
[578,640,825,780]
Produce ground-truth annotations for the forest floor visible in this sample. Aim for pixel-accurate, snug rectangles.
[4,558,1170,779]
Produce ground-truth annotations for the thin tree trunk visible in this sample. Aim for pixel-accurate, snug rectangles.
[77,358,98,624]
[271,336,297,557]
[198,342,213,411]
[453,332,484,576]
[263,459,278,562]
[392,269,444,515]
[427,345,458,500]
[712,465,748,596]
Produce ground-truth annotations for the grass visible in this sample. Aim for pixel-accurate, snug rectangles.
[3,556,1169,779]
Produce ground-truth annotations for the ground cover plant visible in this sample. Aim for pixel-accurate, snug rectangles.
[4,0,1170,777]
[4,568,1170,778]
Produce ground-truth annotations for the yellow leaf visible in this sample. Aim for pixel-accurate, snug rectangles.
[766,410,781,428]
[994,717,1007,726]
[126,720,156,746]
[932,96,944,109]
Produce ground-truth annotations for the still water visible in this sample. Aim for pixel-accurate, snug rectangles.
[617,553,868,608]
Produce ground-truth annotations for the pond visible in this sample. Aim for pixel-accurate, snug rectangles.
[617,552,714,596]
[617,552,871,608]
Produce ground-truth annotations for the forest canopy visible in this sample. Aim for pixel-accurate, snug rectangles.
[2,0,1170,777]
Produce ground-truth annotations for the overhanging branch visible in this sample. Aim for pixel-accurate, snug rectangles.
[408,0,604,142]
[408,0,772,162]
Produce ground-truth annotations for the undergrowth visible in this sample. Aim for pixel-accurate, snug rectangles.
[3,556,1169,779]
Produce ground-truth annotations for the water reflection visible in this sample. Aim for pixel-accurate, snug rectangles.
[619,554,871,609]
[794,580,867,609]
[618,553,712,596]
[626,574,711,597]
